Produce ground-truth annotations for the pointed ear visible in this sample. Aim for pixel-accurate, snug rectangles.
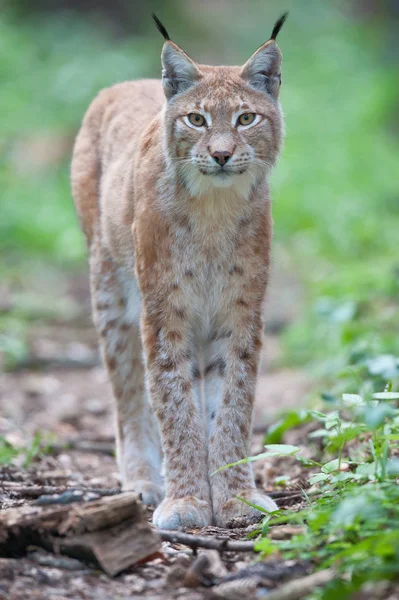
[240,40,282,99]
[161,42,202,100]
[240,12,287,99]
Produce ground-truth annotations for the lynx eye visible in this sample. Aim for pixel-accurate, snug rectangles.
[188,113,206,127]
[238,113,256,126]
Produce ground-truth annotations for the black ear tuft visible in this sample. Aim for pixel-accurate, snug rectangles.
[270,12,288,41]
[152,13,170,41]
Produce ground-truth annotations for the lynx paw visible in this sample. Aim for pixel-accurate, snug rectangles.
[153,496,212,530]
[124,480,164,507]
[215,489,278,528]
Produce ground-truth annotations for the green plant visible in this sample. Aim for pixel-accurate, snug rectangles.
[0,432,54,467]
[217,381,399,597]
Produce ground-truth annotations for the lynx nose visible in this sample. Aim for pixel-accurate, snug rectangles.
[211,150,233,166]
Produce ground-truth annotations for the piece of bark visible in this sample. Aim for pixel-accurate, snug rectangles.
[0,492,160,576]
[52,519,160,576]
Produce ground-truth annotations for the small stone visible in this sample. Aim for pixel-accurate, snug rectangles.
[124,575,147,593]
[0,559,15,581]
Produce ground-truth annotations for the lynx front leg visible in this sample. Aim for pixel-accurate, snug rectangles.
[90,244,163,506]
[141,308,212,529]
[207,316,277,527]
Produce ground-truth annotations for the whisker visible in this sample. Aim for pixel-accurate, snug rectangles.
[253,157,273,170]
[169,157,194,164]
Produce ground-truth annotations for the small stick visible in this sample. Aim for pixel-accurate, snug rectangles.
[268,491,303,499]
[11,356,100,372]
[158,530,256,552]
[271,493,305,505]
[252,425,268,434]
[49,439,114,455]
[0,483,120,499]
[29,551,91,572]
[259,569,334,600]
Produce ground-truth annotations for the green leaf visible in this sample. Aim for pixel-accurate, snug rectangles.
[355,462,377,479]
[342,393,365,406]
[211,444,299,474]
[322,459,341,474]
[330,472,354,483]
[264,410,310,445]
[263,444,301,455]
[386,458,399,477]
[309,428,329,438]
[309,473,330,485]
[308,410,328,421]
[274,476,291,486]
[372,392,399,400]
[321,392,338,403]
[332,494,383,528]
[23,432,42,467]
[235,496,277,514]
[367,355,399,379]
[254,537,276,555]
[0,436,20,465]
[325,411,341,430]
[362,404,394,429]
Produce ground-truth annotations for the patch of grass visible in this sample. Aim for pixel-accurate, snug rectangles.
[0,432,55,467]
[0,437,21,465]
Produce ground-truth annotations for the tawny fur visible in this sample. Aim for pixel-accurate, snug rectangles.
[71,20,286,529]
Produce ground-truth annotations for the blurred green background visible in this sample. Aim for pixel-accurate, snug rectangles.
[1,0,398,393]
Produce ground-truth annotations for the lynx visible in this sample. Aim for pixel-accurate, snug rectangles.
[71,13,287,529]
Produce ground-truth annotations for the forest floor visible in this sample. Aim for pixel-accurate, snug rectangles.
[1,264,398,600]
[0,265,321,600]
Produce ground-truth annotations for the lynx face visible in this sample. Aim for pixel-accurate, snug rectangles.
[165,69,283,198]
[161,36,284,199]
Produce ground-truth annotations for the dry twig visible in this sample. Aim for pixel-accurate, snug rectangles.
[158,530,255,553]
[0,482,120,499]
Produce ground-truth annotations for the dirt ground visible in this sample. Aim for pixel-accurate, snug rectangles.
[0,264,314,600]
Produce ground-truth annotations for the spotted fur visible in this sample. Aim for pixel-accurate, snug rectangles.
[71,15,287,528]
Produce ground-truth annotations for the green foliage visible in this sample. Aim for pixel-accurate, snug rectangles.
[0,432,54,467]
[0,11,156,265]
[239,384,399,597]
[0,437,21,465]
[264,410,311,444]
[212,444,300,475]
[1,1,398,279]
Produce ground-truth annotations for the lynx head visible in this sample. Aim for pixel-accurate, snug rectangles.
[153,13,287,198]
